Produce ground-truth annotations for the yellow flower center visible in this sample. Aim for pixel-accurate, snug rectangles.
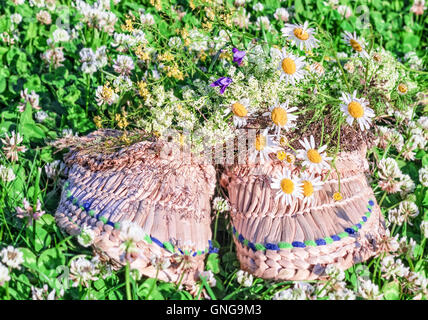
[347,101,364,119]
[279,136,288,147]
[286,153,295,164]
[277,150,287,161]
[271,107,288,126]
[350,39,362,52]
[333,192,343,201]
[232,102,248,118]
[307,149,322,163]
[398,84,407,93]
[281,58,296,75]
[280,178,294,194]
[255,134,266,151]
[293,28,309,41]
[302,180,314,197]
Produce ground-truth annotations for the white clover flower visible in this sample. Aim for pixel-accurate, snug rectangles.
[272,288,294,300]
[233,7,250,29]
[0,246,24,269]
[119,221,145,244]
[404,51,424,70]
[79,48,97,74]
[377,158,404,194]
[274,287,309,300]
[381,255,410,279]
[212,197,230,213]
[36,10,52,25]
[52,28,70,43]
[41,47,66,68]
[421,220,428,238]
[256,16,271,32]
[0,263,10,286]
[20,88,40,110]
[113,75,133,92]
[417,116,428,131]
[337,5,352,19]
[0,165,16,183]
[325,264,345,281]
[388,208,404,226]
[234,0,246,6]
[150,254,171,270]
[253,2,264,11]
[378,158,402,180]
[95,46,108,68]
[140,12,155,25]
[397,201,419,225]
[44,160,65,180]
[30,0,45,7]
[328,288,356,300]
[69,256,99,287]
[357,278,383,300]
[91,256,112,280]
[236,270,253,287]
[168,36,182,49]
[199,270,216,287]
[77,225,96,248]
[113,55,134,75]
[398,236,417,258]
[11,13,23,25]
[1,131,27,162]
[399,174,415,197]
[35,110,48,123]
[31,284,63,300]
[406,271,428,299]
[274,8,290,22]
[62,128,74,138]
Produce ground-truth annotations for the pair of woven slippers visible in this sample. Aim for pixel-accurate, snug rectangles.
[55,129,386,288]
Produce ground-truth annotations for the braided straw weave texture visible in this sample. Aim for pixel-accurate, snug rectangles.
[55,130,216,285]
[221,144,386,281]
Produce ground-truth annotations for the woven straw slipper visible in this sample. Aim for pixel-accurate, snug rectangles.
[54,129,217,286]
[221,143,387,281]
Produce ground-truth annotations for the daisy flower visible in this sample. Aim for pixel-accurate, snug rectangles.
[397,83,408,95]
[271,168,303,206]
[224,98,252,128]
[263,100,298,135]
[278,49,306,86]
[299,172,324,205]
[249,128,279,163]
[296,135,332,172]
[342,31,369,59]
[281,21,319,51]
[339,90,374,131]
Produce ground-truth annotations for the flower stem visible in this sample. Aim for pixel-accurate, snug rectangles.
[125,262,132,300]
[146,266,159,300]
[378,191,387,207]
